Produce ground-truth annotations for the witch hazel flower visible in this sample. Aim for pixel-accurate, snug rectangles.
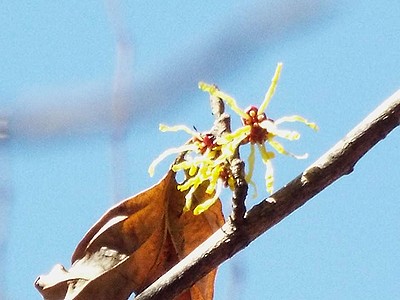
[148,124,235,215]
[199,63,318,195]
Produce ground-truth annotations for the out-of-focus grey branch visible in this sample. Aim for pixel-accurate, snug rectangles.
[0,119,11,300]
[6,0,334,141]
[105,0,134,201]
[0,118,8,140]
[106,0,134,139]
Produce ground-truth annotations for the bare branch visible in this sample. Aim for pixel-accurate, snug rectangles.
[135,89,400,299]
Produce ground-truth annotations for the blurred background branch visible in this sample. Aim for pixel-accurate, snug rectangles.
[5,0,331,141]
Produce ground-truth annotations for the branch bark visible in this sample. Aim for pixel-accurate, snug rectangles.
[208,92,248,223]
[135,89,400,300]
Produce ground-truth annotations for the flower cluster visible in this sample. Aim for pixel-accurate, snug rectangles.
[199,63,318,195]
[149,63,318,214]
[148,125,235,214]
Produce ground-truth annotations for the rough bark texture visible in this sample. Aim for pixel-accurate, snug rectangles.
[135,89,400,300]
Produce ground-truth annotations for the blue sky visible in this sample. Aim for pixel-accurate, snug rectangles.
[1,1,400,299]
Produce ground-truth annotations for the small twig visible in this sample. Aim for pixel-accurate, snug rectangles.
[209,93,231,138]
[209,94,225,118]
[208,91,248,223]
[135,89,400,300]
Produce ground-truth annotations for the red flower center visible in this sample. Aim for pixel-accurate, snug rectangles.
[193,133,217,154]
[241,106,272,144]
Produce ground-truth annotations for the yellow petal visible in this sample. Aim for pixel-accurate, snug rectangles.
[183,186,197,212]
[172,155,213,172]
[274,129,300,140]
[193,180,223,215]
[148,144,199,176]
[159,124,202,138]
[258,62,283,114]
[172,160,194,172]
[206,165,223,194]
[245,144,256,183]
[247,179,258,199]
[219,126,251,157]
[257,143,275,194]
[260,120,300,140]
[275,115,318,131]
[199,81,248,119]
[265,159,274,194]
[178,175,201,191]
[245,144,258,199]
[189,164,198,176]
[268,139,308,159]
[257,143,275,162]
[198,82,217,94]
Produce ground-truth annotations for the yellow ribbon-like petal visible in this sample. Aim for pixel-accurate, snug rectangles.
[245,144,256,182]
[193,179,223,215]
[261,119,301,140]
[258,62,283,114]
[257,143,275,194]
[265,159,274,194]
[148,144,199,176]
[159,124,202,138]
[199,82,249,119]
[245,144,258,198]
[275,115,318,131]
[268,139,308,159]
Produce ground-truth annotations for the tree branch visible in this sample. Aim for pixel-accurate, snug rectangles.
[135,89,400,300]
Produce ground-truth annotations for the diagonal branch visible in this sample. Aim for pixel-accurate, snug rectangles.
[135,89,400,300]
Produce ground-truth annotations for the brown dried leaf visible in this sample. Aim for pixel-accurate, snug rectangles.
[35,170,224,300]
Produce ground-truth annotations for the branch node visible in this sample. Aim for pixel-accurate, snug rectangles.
[209,93,224,118]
